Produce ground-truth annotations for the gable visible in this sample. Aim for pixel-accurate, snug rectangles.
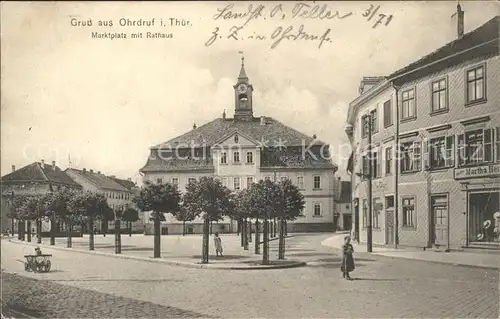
[212,131,258,149]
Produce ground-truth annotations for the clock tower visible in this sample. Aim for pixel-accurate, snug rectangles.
[233,55,254,121]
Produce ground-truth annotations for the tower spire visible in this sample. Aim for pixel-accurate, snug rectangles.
[238,51,248,79]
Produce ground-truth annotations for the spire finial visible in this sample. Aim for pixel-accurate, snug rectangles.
[237,51,248,79]
[239,50,244,66]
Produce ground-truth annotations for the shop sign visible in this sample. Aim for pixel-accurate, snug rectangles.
[454,163,500,180]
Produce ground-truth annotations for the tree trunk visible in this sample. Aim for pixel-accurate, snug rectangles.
[11,218,15,237]
[210,220,213,235]
[237,219,240,236]
[21,221,26,241]
[129,221,132,237]
[278,218,285,260]
[248,220,252,243]
[274,218,277,237]
[243,218,249,250]
[102,219,107,237]
[115,219,121,254]
[26,221,32,242]
[37,219,42,244]
[183,220,186,236]
[240,219,244,247]
[254,219,260,254]
[88,218,95,250]
[50,212,56,245]
[67,218,72,248]
[202,216,210,264]
[153,214,161,258]
[263,219,269,265]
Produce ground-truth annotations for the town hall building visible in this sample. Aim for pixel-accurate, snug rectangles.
[139,57,338,234]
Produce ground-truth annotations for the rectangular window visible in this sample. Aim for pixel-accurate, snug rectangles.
[385,195,394,210]
[402,197,415,227]
[246,176,254,187]
[361,116,367,138]
[401,141,421,173]
[264,176,271,181]
[372,151,380,178]
[429,136,455,169]
[313,176,321,189]
[362,199,367,228]
[313,203,322,217]
[401,88,416,120]
[280,176,288,182]
[233,151,240,163]
[220,152,227,164]
[221,177,228,187]
[383,100,392,127]
[233,177,241,190]
[188,177,196,184]
[362,155,369,179]
[385,147,393,175]
[431,78,447,112]
[172,177,179,186]
[466,65,485,103]
[496,128,500,163]
[297,176,304,189]
[246,152,253,164]
[370,109,378,133]
[373,197,382,228]
[156,178,163,184]
[458,129,494,166]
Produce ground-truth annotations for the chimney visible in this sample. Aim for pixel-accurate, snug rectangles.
[452,4,465,38]
[193,123,197,130]
[457,4,464,38]
[90,169,94,174]
[260,116,266,125]
[127,178,132,181]
[83,168,86,173]
[313,134,317,139]
[222,109,226,119]
[40,159,45,167]
[110,175,116,178]
[98,171,101,175]
[11,165,15,172]
[52,161,56,170]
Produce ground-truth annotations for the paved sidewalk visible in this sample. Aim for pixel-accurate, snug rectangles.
[322,234,500,270]
[5,233,305,270]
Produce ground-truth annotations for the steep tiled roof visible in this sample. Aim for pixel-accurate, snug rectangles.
[142,116,336,173]
[337,181,351,203]
[153,117,326,149]
[389,16,499,80]
[110,177,137,190]
[66,168,129,192]
[1,162,81,189]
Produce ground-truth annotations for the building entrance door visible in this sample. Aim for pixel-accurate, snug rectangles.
[469,192,500,244]
[343,215,352,231]
[386,210,394,245]
[431,195,449,249]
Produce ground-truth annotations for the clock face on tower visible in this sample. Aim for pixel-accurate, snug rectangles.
[237,83,248,94]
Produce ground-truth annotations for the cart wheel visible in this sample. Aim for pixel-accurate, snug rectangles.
[36,264,43,273]
[44,260,51,272]
[24,262,29,272]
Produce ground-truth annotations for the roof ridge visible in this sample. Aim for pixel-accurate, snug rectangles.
[269,117,328,146]
[153,118,222,149]
[67,168,129,192]
[35,162,50,182]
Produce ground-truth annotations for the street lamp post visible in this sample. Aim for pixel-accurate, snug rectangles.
[115,206,122,254]
[362,114,373,253]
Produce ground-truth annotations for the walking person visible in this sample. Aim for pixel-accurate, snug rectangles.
[341,235,355,280]
[214,232,223,257]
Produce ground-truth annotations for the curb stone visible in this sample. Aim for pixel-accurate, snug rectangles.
[321,238,499,271]
[7,239,306,270]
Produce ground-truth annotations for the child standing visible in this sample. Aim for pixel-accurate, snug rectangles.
[214,232,223,257]
[341,235,355,280]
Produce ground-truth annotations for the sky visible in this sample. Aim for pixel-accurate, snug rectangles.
[1,1,499,183]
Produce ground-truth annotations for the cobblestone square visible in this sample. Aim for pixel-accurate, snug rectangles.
[2,235,498,318]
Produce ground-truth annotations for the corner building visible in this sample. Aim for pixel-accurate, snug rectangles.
[390,16,499,250]
[139,58,338,234]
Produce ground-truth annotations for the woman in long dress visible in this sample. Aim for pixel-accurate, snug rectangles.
[214,232,223,257]
[341,235,355,280]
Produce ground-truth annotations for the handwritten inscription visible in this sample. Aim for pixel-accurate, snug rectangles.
[207,2,394,49]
